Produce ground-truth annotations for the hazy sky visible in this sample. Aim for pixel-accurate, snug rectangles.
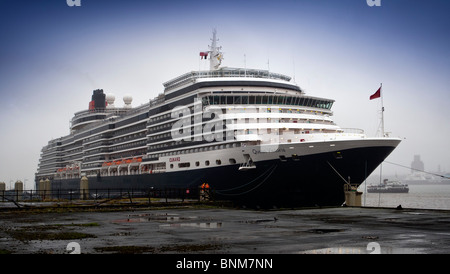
[1,0,449,189]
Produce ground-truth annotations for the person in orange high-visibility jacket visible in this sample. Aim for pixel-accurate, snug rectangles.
[200,183,210,200]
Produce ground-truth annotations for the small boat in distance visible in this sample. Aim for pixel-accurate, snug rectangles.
[367,179,409,193]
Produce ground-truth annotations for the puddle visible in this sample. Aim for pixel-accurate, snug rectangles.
[404,212,426,215]
[394,233,426,240]
[159,222,223,229]
[299,246,425,254]
[240,218,278,224]
[306,228,345,234]
[299,247,366,254]
[111,213,198,223]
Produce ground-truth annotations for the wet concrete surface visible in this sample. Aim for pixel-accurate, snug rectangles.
[1,205,450,254]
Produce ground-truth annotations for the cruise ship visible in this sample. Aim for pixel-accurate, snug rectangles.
[35,31,401,207]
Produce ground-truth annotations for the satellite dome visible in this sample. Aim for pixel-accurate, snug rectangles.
[123,94,133,104]
[106,93,115,102]
[123,94,133,108]
[106,93,115,108]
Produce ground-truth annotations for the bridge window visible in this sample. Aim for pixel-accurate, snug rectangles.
[202,94,333,110]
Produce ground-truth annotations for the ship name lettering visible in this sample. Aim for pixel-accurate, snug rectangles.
[169,157,180,162]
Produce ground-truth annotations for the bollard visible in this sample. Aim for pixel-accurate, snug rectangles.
[344,184,362,207]
[80,176,89,200]
[39,179,45,200]
[14,180,24,201]
[0,182,5,202]
[44,178,51,200]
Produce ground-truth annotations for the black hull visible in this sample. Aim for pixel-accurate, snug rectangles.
[47,145,397,207]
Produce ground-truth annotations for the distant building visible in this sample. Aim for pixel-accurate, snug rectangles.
[411,155,424,173]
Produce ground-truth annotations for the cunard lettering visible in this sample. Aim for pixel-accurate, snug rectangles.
[169,157,180,162]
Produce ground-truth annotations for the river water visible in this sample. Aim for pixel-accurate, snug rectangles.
[359,183,450,210]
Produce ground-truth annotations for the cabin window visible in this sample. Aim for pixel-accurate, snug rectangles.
[178,162,190,168]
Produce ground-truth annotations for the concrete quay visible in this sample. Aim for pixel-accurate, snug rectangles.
[1,204,450,254]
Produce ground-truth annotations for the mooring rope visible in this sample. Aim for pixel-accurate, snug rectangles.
[384,161,449,179]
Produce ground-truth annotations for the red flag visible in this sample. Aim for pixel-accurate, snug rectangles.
[200,51,208,59]
[370,87,381,100]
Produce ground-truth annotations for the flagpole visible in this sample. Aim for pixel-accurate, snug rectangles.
[244,54,247,77]
[379,83,385,205]
[380,83,385,137]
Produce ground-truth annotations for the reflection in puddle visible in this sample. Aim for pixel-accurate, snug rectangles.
[159,222,223,229]
[111,213,198,223]
[299,246,425,254]
[299,247,366,254]
[404,212,426,215]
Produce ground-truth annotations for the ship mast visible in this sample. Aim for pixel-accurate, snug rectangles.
[209,29,223,70]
